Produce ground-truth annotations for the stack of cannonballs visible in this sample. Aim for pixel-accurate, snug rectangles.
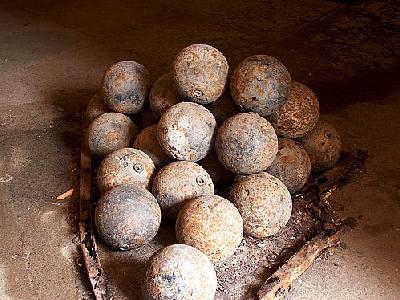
[86,44,342,299]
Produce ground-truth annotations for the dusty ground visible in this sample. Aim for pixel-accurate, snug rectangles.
[0,0,399,299]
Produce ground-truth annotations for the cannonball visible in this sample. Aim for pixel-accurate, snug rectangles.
[152,161,214,219]
[95,184,161,250]
[149,73,182,118]
[266,138,311,194]
[300,121,342,172]
[230,172,291,238]
[269,82,319,138]
[157,102,217,161]
[85,93,110,123]
[102,61,151,114]
[176,195,243,262]
[215,112,278,174]
[97,148,156,193]
[87,113,138,156]
[199,151,233,188]
[230,55,291,116]
[133,125,170,169]
[172,44,229,105]
[205,91,239,125]
[145,244,217,300]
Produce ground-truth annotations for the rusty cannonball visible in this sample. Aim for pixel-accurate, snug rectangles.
[157,102,217,161]
[152,161,214,219]
[95,184,161,250]
[215,112,278,174]
[87,113,138,156]
[230,172,292,238]
[176,195,243,262]
[102,61,151,114]
[145,244,217,300]
[172,44,229,105]
[230,55,291,116]
[300,121,342,172]
[205,91,239,125]
[269,82,319,138]
[97,147,156,193]
[266,138,311,194]
[149,73,182,118]
[85,93,110,123]
[133,125,170,169]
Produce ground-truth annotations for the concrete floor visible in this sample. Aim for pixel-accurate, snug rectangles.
[0,0,399,299]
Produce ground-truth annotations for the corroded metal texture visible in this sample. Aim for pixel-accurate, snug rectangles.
[96,147,156,193]
[230,172,291,238]
[157,102,217,162]
[269,82,319,138]
[149,73,182,118]
[145,244,217,300]
[152,161,214,219]
[172,44,229,105]
[133,125,170,169]
[205,91,239,125]
[95,184,161,250]
[176,195,243,263]
[102,61,151,114]
[266,138,311,194]
[230,55,291,116]
[87,113,138,156]
[85,93,110,123]
[300,121,342,173]
[215,112,278,174]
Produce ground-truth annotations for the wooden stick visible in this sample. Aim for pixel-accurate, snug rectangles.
[258,230,341,300]
[79,132,110,300]
[298,150,367,200]
[57,188,74,200]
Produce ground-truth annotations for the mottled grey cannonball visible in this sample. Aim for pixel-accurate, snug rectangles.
[149,73,182,118]
[85,93,110,123]
[205,91,239,125]
[95,184,161,250]
[199,151,233,188]
[215,113,278,174]
[230,172,292,238]
[269,82,319,138]
[87,113,138,156]
[172,44,229,105]
[266,138,311,194]
[145,244,217,300]
[300,121,342,173]
[97,148,156,193]
[176,195,243,262]
[102,61,151,114]
[133,125,170,169]
[152,161,214,219]
[157,102,217,162]
[230,55,291,116]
